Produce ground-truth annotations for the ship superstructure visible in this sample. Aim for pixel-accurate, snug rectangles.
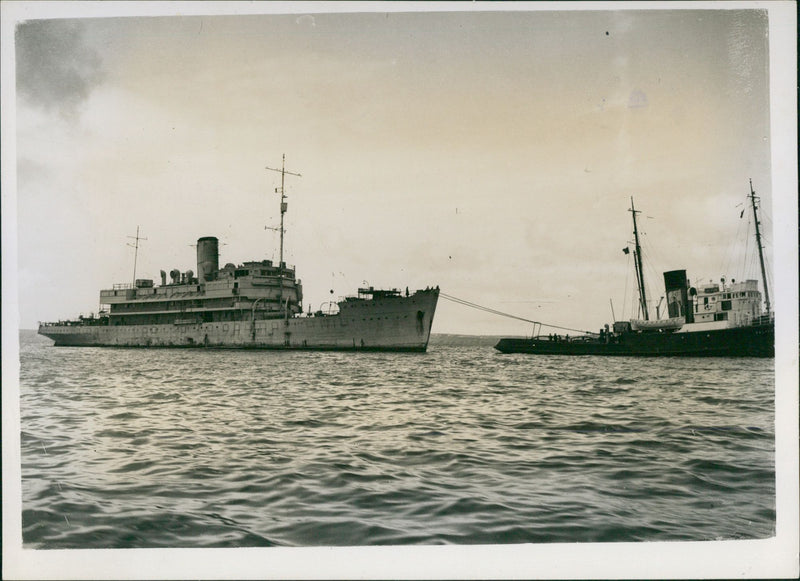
[39,158,439,351]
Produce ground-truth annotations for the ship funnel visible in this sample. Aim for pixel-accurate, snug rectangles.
[663,269,694,324]
[196,237,219,283]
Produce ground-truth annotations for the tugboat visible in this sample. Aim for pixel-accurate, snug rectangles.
[495,181,774,357]
[38,157,439,351]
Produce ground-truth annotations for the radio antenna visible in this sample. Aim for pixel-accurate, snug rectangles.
[127,226,147,286]
[265,154,301,318]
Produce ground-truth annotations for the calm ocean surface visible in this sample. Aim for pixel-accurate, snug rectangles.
[18,330,775,548]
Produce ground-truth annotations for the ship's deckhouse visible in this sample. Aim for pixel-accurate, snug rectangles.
[691,279,762,327]
[632,269,766,334]
[100,237,303,326]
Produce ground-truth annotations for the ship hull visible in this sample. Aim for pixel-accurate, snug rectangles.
[495,321,774,357]
[39,289,439,352]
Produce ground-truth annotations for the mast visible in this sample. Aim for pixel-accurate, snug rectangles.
[629,197,649,320]
[127,226,147,286]
[265,155,301,319]
[749,179,771,315]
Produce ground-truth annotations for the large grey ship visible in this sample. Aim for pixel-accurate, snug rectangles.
[39,157,439,351]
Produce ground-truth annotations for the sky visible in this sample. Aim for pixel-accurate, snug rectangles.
[5,2,793,336]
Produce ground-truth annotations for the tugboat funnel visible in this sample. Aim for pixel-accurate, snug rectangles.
[663,269,693,323]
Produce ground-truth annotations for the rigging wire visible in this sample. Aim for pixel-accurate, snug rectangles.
[721,204,748,280]
[738,196,773,304]
[761,253,773,301]
[754,211,773,299]
[438,292,595,335]
[640,226,669,280]
[760,212,773,236]
[742,217,753,279]
[639,234,664,318]
[634,224,668,319]
[622,250,631,321]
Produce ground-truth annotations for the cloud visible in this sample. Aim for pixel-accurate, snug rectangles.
[15,19,105,117]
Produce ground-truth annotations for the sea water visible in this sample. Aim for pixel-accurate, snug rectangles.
[17,331,775,548]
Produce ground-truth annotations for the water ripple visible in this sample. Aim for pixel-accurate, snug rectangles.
[19,331,775,548]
